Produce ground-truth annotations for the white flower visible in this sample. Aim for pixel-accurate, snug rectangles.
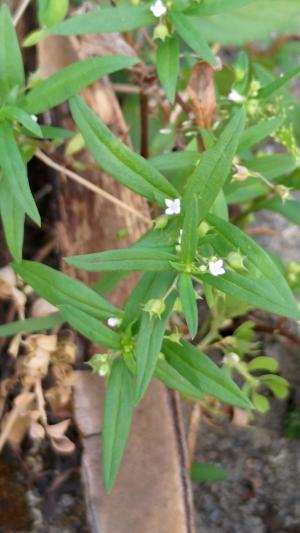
[31,115,38,122]
[165,198,181,216]
[208,259,225,277]
[107,317,121,328]
[150,0,167,17]
[228,89,245,103]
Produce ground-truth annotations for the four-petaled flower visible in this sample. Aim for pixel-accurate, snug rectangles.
[107,317,121,328]
[208,259,225,277]
[228,89,245,103]
[150,0,167,17]
[165,198,181,215]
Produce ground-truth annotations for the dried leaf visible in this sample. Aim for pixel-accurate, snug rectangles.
[46,419,70,439]
[50,435,75,454]
[187,62,216,129]
[30,420,46,440]
[31,298,58,317]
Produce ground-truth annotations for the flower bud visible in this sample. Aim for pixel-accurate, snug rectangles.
[87,353,111,376]
[198,221,210,237]
[153,23,170,41]
[227,251,247,271]
[154,214,169,230]
[143,298,166,318]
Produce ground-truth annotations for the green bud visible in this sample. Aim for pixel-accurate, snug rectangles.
[155,214,169,230]
[227,251,247,271]
[173,297,182,313]
[168,329,182,344]
[234,67,245,83]
[198,221,210,237]
[87,353,111,375]
[153,23,170,41]
[288,261,300,276]
[274,184,293,203]
[143,298,166,318]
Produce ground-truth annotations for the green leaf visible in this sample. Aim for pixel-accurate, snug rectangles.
[248,356,278,372]
[260,198,300,227]
[135,293,176,404]
[38,0,69,27]
[163,339,252,408]
[0,121,40,225]
[150,151,199,173]
[66,247,177,273]
[70,96,179,204]
[52,5,154,35]
[0,176,25,262]
[257,66,300,99]
[171,12,217,66]
[238,116,284,151]
[155,358,204,399]
[22,27,50,48]
[0,4,25,103]
[192,1,300,45]
[2,105,42,137]
[184,108,245,221]
[201,214,300,320]
[156,35,179,104]
[13,260,120,320]
[178,274,198,339]
[190,462,227,482]
[0,313,63,338]
[59,305,120,349]
[187,0,255,16]
[181,195,199,264]
[103,357,134,491]
[252,392,270,413]
[260,374,289,399]
[39,125,74,140]
[25,55,138,115]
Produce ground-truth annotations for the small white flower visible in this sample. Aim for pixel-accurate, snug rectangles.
[228,89,245,103]
[208,259,225,277]
[165,198,181,216]
[107,317,121,328]
[150,0,167,17]
[31,115,38,122]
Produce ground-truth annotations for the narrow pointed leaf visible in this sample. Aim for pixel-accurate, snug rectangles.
[257,66,300,99]
[24,55,138,115]
[135,293,176,404]
[187,0,255,16]
[0,121,40,225]
[2,105,42,137]
[171,12,217,66]
[0,177,25,262]
[66,247,177,272]
[0,4,25,103]
[155,358,204,399]
[238,116,284,151]
[52,5,154,35]
[156,35,179,104]
[184,108,245,221]
[69,96,179,204]
[13,261,120,320]
[103,358,134,491]
[0,313,63,338]
[59,305,120,349]
[181,195,199,264]
[178,274,198,338]
[200,214,300,320]
[163,339,252,409]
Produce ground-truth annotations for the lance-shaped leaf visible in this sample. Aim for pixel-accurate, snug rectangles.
[163,339,252,409]
[1,106,43,137]
[0,4,25,103]
[0,177,25,262]
[183,108,245,221]
[200,214,300,320]
[156,35,179,104]
[135,293,176,404]
[24,55,138,115]
[103,357,134,491]
[59,305,120,349]
[13,261,120,320]
[238,116,284,151]
[178,274,198,338]
[171,12,217,66]
[181,195,199,264]
[0,313,63,338]
[155,358,204,399]
[65,247,177,272]
[69,96,178,204]
[52,5,154,35]
[257,66,300,99]
[0,121,40,225]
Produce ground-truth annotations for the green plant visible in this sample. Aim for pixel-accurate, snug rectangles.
[1,0,300,491]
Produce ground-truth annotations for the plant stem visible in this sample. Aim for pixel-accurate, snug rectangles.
[13,0,31,26]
